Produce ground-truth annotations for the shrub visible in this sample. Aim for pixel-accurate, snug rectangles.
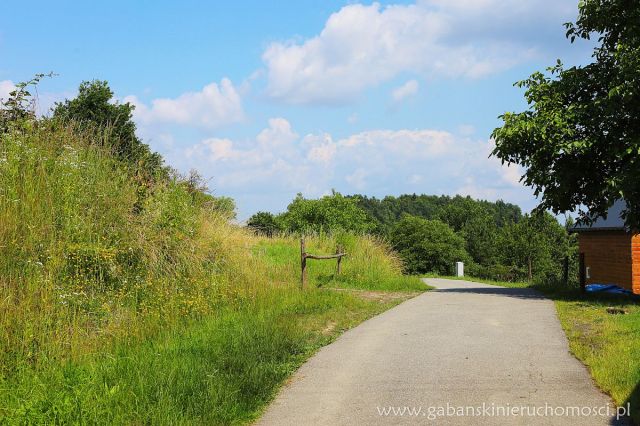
[390,215,470,275]
[278,192,375,234]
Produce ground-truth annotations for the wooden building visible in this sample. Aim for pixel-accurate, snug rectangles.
[573,200,640,294]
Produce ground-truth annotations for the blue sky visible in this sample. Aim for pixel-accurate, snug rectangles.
[0,0,593,219]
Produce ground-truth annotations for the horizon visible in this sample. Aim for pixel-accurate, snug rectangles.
[0,0,593,219]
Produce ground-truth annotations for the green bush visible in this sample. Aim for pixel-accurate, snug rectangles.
[390,215,470,275]
[276,192,375,234]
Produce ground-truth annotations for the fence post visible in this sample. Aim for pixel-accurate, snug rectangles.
[336,245,342,275]
[300,238,307,289]
[563,256,569,285]
[579,252,586,293]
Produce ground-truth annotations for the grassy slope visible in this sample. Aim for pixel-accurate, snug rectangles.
[0,123,426,424]
[4,289,410,425]
[429,275,640,422]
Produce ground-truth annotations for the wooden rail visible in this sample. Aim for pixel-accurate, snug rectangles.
[300,238,347,289]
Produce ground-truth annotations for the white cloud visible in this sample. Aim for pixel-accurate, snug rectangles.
[457,124,476,136]
[177,119,533,217]
[0,80,15,101]
[262,1,575,104]
[408,174,423,184]
[345,168,369,190]
[125,78,244,129]
[257,117,298,148]
[391,79,419,103]
[189,138,239,162]
[306,134,337,165]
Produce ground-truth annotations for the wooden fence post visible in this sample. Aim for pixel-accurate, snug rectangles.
[300,238,307,289]
[299,242,346,289]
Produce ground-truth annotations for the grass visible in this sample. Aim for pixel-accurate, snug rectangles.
[0,122,427,424]
[429,274,640,423]
[258,235,427,292]
[1,289,409,424]
[545,289,640,423]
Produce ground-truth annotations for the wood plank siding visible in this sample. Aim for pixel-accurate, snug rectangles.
[578,231,636,292]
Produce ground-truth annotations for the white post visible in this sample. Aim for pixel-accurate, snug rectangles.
[455,261,464,277]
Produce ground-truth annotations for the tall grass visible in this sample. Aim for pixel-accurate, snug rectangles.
[0,122,424,423]
[0,122,261,377]
[257,233,425,291]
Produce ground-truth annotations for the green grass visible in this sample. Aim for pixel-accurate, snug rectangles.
[430,274,640,423]
[1,288,407,424]
[0,123,426,423]
[258,235,427,292]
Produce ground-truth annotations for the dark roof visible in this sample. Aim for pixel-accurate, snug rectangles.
[572,199,627,232]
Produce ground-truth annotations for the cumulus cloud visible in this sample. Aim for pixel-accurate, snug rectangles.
[262,1,576,104]
[391,80,419,103]
[125,78,244,129]
[178,118,532,217]
[0,80,15,101]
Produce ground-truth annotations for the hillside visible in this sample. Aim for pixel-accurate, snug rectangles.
[0,104,423,423]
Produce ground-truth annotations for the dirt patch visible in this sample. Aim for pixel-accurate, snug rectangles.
[325,288,421,303]
[322,321,337,335]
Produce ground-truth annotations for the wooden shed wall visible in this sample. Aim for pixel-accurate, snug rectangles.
[632,234,640,294]
[578,231,634,292]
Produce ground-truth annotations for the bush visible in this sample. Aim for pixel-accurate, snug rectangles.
[390,215,470,275]
[277,192,375,234]
[247,211,280,236]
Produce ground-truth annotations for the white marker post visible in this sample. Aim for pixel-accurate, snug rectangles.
[455,261,464,277]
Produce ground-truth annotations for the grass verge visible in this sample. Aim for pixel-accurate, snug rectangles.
[1,288,415,425]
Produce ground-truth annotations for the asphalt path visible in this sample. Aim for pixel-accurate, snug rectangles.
[257,278,622,425]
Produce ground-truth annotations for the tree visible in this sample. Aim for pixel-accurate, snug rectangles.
[247,212,280,236]
[53,80,164,177]
[492,0,640,229]
[350,193,522,235]
[279,192,374,234]
[498,212,571,282]
[390,215,470,275]
[461,214,500,266]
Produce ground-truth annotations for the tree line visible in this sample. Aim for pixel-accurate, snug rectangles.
[247,193,576,283]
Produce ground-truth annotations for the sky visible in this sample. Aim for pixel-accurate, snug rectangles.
[0,0,594,219]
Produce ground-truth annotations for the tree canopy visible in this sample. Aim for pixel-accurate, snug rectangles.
[277,192,375,234]
[247,212,279,236]
[390,216,470,275]
[53,80,164,178]
[492,0,640,229]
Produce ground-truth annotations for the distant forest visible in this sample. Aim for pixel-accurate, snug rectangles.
[347,194,523,234]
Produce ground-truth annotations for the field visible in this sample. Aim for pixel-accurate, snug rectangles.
[0,123,425,424]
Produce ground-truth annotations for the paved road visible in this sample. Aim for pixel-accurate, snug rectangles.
[256,278,624,425]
